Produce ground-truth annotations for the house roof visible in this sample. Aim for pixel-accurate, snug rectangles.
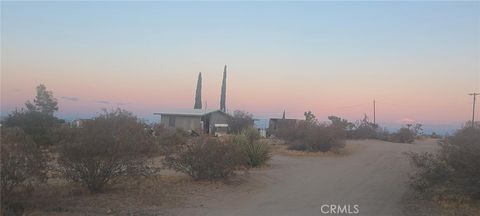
[153,109,225,117]
[270,118,303,121]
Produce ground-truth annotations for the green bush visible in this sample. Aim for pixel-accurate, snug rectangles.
[232,134,270,167]
[3,110,63,146]
[406,126,480,199]
[164,137,246,180]
[241,127,261,143]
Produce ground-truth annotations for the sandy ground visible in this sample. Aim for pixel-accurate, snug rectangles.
[18,139,442,216]
[166,139,438,216]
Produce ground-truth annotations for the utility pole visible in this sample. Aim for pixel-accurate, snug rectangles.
[373,100,376,125]
[469,93,479,127]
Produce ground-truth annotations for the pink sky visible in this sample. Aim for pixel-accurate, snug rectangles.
[1,1,479,127]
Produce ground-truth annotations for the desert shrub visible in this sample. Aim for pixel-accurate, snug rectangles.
[274,121,304,141]
[241,127,261,143]
[1,128,46,207]
[156,128,188,155]
[275,112,346,152]
[243,140,271,167]
[164,137,246,180]
[56,109,155,192]
[3,109,63,146]
[328,116,355,137]
[3,84,64,146]
[270,111,346,152]
[406,126,480,199]
[375,127,392,141]
[430,132,442,139]
[232,134,270,167]
[350,114,378,139]
[393,127,416,143]
[228,110,254,134]
[291,123,346,152]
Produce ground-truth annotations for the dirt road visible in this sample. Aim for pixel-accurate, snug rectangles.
[168,139,437,216]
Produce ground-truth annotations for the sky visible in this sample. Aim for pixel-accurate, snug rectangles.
[1,1,479,133]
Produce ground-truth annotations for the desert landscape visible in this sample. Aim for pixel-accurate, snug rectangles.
[6,138,477,216]
[2,1,479,216]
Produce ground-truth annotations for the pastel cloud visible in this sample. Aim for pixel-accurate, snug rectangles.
[60,96,80,102]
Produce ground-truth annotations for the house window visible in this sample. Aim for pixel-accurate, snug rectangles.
[169,116,176,127]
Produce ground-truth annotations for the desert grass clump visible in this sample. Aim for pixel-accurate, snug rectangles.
[232,133,271,167]
[56,109,156,192]
[164,136,246,180]
[406,125,480,199]
[1,128,46,212]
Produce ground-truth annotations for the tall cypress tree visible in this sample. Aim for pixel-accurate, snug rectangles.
[220,65,227,112]
[194,72,202,109]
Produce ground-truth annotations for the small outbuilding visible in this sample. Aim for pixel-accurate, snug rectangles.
[154,109,231,135]
[267,118,304,137]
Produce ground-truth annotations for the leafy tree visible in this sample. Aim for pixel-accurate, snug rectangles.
[26,84,58,115]
[328,116,355,138]
[328,116,355,131]
[3,84,63,145]
[220,65,227,112]
[194,72,202,109]
[304,111,318,125]
[412,123,424,136]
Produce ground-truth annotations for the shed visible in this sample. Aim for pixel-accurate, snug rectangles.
[154,109,231,135]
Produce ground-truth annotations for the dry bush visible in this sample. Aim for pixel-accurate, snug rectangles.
[164,136,247,180]
[274,122,304,141]
[406,126,480,199]
[56,109,156,192]
[1,127,46,211]
[294,123,346,152]
[352,122,378,139]
[393,127,416,143]
[275,111,346,153]
[227,110,254,134]
[155,128,188,156]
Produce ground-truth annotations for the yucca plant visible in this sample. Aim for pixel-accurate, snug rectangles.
[232,134,271,167]
[242,140,271,167]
